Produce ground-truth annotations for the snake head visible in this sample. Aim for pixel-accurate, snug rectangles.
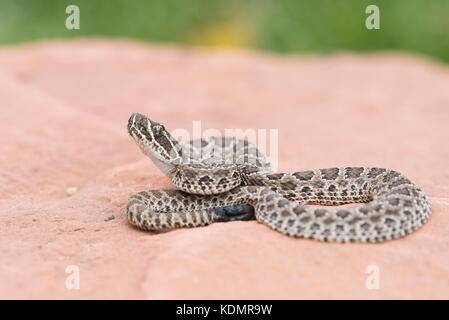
[127,113,183,176]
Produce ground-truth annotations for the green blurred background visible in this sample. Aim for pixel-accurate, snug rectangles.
[0,0,448,62]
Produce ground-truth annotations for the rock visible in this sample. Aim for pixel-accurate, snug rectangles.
[0,39,448,299]
[66,187,78,197]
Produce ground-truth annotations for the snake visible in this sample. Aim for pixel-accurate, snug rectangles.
[125,113,431,243]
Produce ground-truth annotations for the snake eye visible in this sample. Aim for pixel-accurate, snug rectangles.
[153,125,164,136]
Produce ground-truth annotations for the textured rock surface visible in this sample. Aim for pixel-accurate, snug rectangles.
[0,39,448,299]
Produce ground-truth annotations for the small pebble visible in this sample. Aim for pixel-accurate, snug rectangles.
[118,182,123,188]
[104,215,115,221]
[66,186,78,196]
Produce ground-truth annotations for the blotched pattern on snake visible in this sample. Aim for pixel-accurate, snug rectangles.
[125,113,431,243]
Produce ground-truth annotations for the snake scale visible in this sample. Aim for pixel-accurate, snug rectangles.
[125,113,431,243]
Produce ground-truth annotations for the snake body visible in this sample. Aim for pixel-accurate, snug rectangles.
[125,113,431,243]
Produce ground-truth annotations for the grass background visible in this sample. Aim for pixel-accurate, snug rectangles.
[0,0,447,62]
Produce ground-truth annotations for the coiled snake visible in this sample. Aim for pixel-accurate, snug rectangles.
[125,113,431,243]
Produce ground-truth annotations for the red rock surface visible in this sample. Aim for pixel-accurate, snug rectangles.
[0,39,448,299]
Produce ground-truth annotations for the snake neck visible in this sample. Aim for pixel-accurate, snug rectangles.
[149,154,179,178]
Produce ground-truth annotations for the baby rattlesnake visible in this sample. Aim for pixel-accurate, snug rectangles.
[125,113,431,243]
